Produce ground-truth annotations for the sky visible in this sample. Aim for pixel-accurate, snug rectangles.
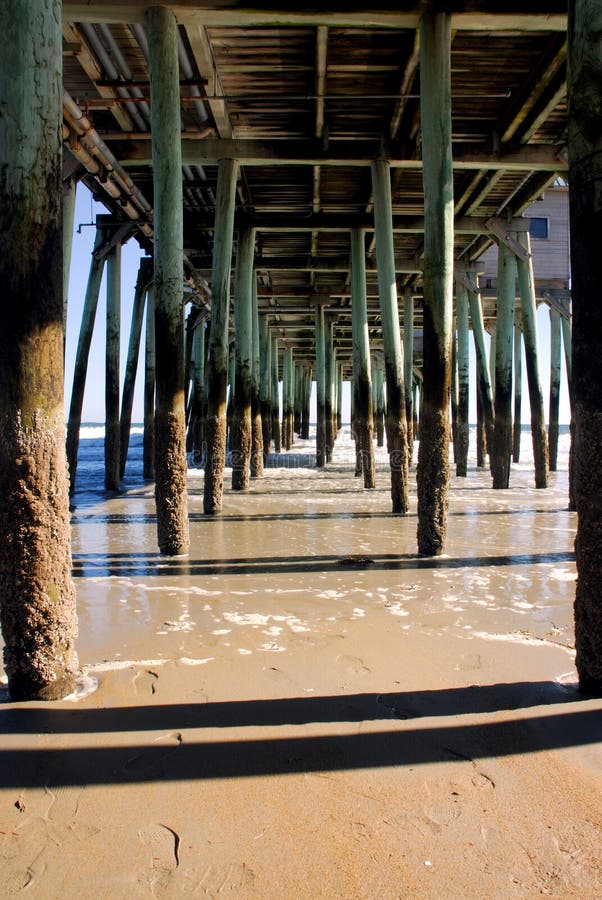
[65,183,571,426]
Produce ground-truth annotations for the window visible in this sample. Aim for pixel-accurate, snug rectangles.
[528,217,549,239]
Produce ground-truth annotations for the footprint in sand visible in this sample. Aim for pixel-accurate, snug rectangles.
[337,655,371,676]
[195,862,255,895]
[139,823,180,890]
[134,669,159,696]
[45,785,83,822]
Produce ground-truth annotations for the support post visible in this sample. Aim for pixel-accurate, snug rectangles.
[120,258,151,477]
[294,363,303,437]
[271,335,281,453]
[371,159,409,514]
[231,226,255,490]
[568,0,602,693]
[548,307,562,471]
[513,322,523,462]
[259,315,272,460]
[325,320,334,461]
[373,355,385,447]
[492,242,516,489]
[403,290,415,461]
[190,318,206,461]
[0,0,78,700]
[336,363,343,433]
[250,275,263,477]
[147,5,189,553]
[516,229,549,487]
[468,273,495,463]
[204,157,239,512]
[315,304,326,467]
[455,279,470,476]
[476,383,486,468]
[450,324,458,464]
[283,347,294,450]
[562,313,575,510]
[105,243,121,490]
[66,226,107,492]
[351,228,376,488]
[63,177,77,355]
[417,11,454,552]
[143,288,155,480]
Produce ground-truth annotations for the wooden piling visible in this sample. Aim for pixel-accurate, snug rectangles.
[190,318,206,460]
[403,290,415,461]
[455,279,470,477]
[513,322,523,462]
[66,227,107,492]
[231,226,255,490]
[548,307,562,471]
[315,304,326,467]
[373,356,385,447]
[62,177,77,353]
[143,287,155,480]
[417,12,454,552]
[336,363,343,434]
[467,281,495,464]
[293,363,303,437]
[283,346,295,450]
[476,384,486,468]
[259,315,272,460]
[227,348,235,443]
[203,157,238,513]
[450,324,459,464]
[325,320,335,461]
[568,0,602,694]
[351,228,376,488]
[105,244,121,490]
[250,277,263,477]
[120,259,151,477]
[147,5,189,553]
[301,366,311,440]
[492,242,516,489]
[562,313,575,511]
[515,229,549,488]
[0,0,78,700]
[271,335,281,453]
[371,159,409,514]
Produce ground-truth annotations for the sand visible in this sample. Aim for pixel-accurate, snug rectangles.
[1,431,601,898]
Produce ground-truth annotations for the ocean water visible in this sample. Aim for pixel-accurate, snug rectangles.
[73,422,571,500]
[62,422,577,678]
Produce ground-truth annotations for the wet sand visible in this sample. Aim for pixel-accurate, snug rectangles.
[1,431,601,897]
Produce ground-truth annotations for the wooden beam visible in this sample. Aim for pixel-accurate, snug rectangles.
[194,212,489,234]
[500,36,566,144]
[62,22,134,132]
[253,254,422,273]
[119,139,568,171]
[62,2,567,31]
[186,24,233,139]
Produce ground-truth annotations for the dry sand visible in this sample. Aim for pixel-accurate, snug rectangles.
[1,432,601,898]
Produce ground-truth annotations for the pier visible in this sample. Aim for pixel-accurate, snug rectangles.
[0,5,601,887]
